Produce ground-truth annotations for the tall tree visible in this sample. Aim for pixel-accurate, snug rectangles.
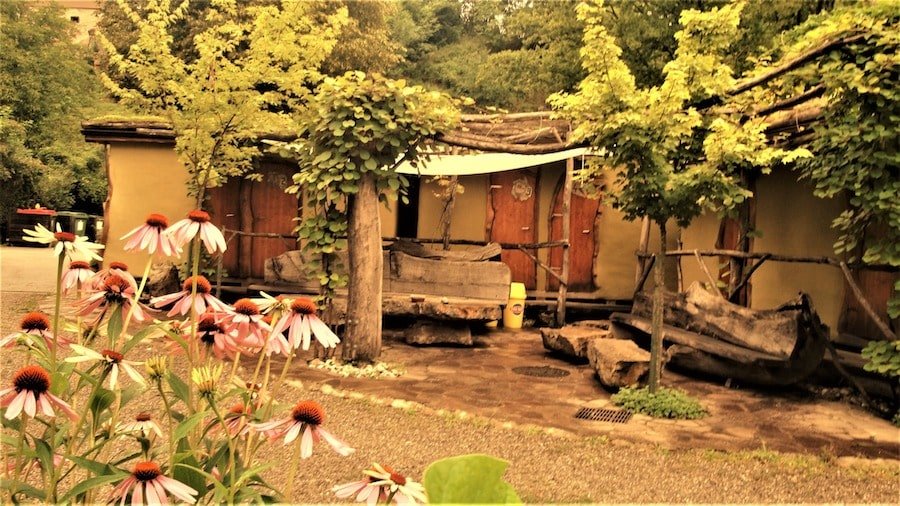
[552,0,809,391]
[96,0,348,205]
[279,72,458,363]
[0,1,110,220]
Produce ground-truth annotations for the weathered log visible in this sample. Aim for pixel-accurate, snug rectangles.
[435,132,571,154]
[389,239,501,262]
[617,282,828,386]
[387,251,511,302]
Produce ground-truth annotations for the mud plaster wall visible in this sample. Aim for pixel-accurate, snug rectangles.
[413,163,678,298]
[682,170,846,334]
[104,143,193,269]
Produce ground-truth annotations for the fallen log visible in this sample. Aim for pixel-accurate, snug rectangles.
[611,282,828,386]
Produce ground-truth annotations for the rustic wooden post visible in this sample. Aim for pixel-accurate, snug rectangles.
[238,180,253,279]
[343,172,383,362]
[556,157,574,326]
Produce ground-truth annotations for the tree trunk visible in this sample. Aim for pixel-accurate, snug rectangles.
[343,172,383,363]
[649,221,667,393]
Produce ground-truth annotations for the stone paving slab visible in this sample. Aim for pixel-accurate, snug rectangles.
[277,328,900,460]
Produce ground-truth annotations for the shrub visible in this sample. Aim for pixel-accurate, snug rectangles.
[611,386,707,419]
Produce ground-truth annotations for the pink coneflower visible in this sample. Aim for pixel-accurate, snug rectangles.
[150,276,230,317]
[165,210,227,254]
[110,461,198,504]
[220,299,271,346]
[61,260,94,293]
[271,297,340,351]
[91,261,138,292]
[77,274,148,321]
[251,400,353,457]
[190,313,242,360]
[334,463,428,505]
[118,412,163,439]
[220,402,253,437]
[0,366,77,421]
[121,213,180,257]
[22,223,104,261]
[0,312,65,349]
[65,345,145,389]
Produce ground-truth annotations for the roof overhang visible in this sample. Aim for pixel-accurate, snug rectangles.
[395,147,595,176]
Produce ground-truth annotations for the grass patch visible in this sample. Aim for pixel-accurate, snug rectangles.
[611,386,706,419]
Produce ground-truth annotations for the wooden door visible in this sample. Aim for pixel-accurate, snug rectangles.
[548,179,600,291]
[488,169,538,289]
[208,163,299,280]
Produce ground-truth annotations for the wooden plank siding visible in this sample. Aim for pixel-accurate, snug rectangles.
[548,179,600,292]
[208,162,299,279]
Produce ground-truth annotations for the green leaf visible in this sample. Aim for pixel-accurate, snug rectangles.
[89,387,115,421]
[59,473,127,503]
[174,411,207,441]
[1,478,47,501]
[66,455,122,477]
[423,454,521,504]
[167,373,190,404]
[107,304,123,342]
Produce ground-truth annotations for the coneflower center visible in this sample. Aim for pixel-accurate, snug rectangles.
[109,261,129,271]
[101,349,123,363]
[145,213,169,228]
[389,472,407,486]
[290,298,317,315]
[229,403,246,415]
[233,299,260,316]
[198,317,221,344]
[135,412,152,422]
[291,400,325,425]
[20,312,50,331]
[132,461,162,481]
[182,276,212,294]
[13,365,50,394]
[54,231,76,242]
[187,210,211,223]
[103,275,130,302]
[69,260,91,270]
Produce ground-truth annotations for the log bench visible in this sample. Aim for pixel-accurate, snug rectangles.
[256,243,511,345]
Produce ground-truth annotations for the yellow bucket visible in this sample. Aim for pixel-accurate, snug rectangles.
[502,282,527,329]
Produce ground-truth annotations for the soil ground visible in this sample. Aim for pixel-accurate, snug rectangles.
[1,245,899,503]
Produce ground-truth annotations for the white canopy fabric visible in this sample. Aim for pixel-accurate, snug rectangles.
[395,147,595,176]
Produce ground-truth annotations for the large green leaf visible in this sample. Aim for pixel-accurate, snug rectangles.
[422,454,521,504]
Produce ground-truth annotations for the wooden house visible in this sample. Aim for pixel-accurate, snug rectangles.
[82,118,896,342]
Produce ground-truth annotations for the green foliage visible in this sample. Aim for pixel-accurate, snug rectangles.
[422,454,520,504]
[612,386,707,419]
[751,2,900,313]
[552,0,810,229]
[861,340,900,378]
[96,0,348,203]
[275,71,458,300]
[0,2,111,219]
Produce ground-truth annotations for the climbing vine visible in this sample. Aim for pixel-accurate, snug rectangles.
[274,72,459,313]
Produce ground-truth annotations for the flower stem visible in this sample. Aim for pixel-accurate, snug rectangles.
[51,254,64,371]
[209,401,237,500]
[117,255,153,349]
[157,382,176,477]
[284,435,303,500]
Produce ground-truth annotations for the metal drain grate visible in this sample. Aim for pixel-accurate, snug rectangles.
[511,365,571,378]
[574,407,632,423]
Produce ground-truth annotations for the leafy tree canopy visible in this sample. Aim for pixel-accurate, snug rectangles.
[96,0,348,203]
[0,1,111,220]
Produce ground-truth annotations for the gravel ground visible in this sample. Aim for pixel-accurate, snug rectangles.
[2,291,899,503]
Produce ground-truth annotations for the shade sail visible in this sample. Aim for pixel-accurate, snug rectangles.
[395,147,595,176]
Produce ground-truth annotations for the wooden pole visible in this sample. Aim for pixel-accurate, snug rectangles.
[694,250,724,299]
[518,246,567,287]
[728,254,771,302]
[839,262,897,341]
[636,249,897,271]
[556,157,574,326]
